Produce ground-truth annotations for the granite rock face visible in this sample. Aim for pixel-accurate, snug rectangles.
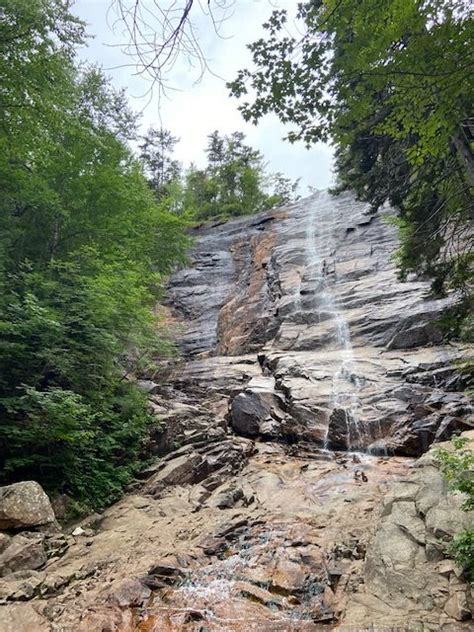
[341,432,474,630]
[167,191,472,454]
[1,192,472,631]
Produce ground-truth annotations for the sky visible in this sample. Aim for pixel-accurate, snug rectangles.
[74,1,334,192]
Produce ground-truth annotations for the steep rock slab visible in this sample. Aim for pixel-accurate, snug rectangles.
[217,223,282,354]
[166,191,472,453]
[167,210,287,356]
[2,192,471,630]
[16,440,470,631]
[15,445,410,631]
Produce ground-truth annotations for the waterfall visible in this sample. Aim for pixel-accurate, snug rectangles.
[302,192,367,451]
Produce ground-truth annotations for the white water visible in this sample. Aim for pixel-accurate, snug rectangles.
[302,193,368,451]
[176,525,315,625]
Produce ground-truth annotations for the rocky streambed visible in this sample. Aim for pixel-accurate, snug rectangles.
[1,192,472,631]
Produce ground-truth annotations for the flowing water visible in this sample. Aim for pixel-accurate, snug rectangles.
[302,193,367,451]
[140,194,378,631]
[137,521,333,630]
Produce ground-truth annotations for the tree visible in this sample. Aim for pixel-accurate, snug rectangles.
[229,0,473,310]
[206,130,226,166]
[0,0,189,511]
[266,172,301,207]
[139,127,181,198]
[110,1,236,94]
[181,131,299,221]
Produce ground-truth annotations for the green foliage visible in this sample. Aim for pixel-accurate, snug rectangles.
[266,172,301,208]
[448,528,474,582]
[0,0,188,510]
[435,436,474,581]
[436,300,474,343]
[180,131,299,221]
[435,436,474,511]
[139,127,181,199]
[2,384,150,510]
[230,0,473,307]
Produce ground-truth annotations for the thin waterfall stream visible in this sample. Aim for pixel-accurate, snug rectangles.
[302,193,367,451]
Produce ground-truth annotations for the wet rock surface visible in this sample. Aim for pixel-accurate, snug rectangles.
[1,192,472,631]
[166,191,472,455]
[2,439,471,631]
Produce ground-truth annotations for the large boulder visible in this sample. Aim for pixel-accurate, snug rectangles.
[230,376,287,438]
[0,481,56,530]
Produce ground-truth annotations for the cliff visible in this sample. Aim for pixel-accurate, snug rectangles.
[167,190,471,455]
[1,192,472,631]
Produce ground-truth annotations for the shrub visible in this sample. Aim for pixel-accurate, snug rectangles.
[435,436,474,581]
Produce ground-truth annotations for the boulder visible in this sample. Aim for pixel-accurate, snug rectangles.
[0,482,55,530]
[326,408,351,450]
[231,391,272,437]
[230,377,286,438]
[0,534,47,576]
[326,407,371,450]
[387,413,473,456]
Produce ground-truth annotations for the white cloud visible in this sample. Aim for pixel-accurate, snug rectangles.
[74,0,334,191]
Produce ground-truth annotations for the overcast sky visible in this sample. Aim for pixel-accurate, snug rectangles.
[74,1,334,192]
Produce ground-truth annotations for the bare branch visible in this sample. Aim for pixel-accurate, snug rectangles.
[109,0,239,101]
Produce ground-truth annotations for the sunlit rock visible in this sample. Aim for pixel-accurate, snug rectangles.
[0,482,55,530]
